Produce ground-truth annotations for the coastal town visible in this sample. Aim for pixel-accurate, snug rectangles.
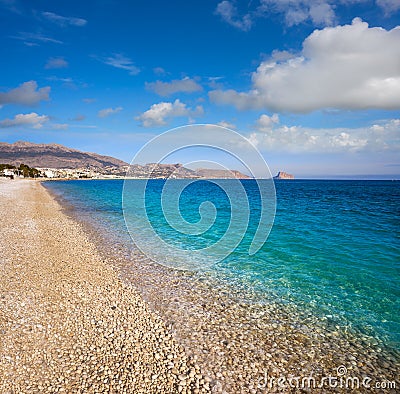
[0,163,127,179]
[0,162,262,180]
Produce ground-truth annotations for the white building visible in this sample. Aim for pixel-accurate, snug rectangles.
[44,169,55,178]
[3,169,16,177]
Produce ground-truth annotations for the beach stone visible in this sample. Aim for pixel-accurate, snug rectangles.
[0,179,211,394]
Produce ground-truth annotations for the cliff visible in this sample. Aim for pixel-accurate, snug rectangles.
[274,171,294,180]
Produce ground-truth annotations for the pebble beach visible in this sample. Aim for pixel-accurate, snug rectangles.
[0,178,398,393]
[0,179,209,393]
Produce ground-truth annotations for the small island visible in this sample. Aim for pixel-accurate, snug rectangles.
[274,171,295,180]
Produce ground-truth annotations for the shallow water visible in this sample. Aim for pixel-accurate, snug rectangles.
[44,179,400,355]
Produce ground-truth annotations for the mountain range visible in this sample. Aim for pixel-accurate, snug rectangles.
[0,141,252,179]
[0,141,127,169]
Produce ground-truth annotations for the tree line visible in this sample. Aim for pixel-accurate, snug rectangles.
[0,163,41,178]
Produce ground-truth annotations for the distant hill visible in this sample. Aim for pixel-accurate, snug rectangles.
[196,168,251,179]
[126,164,250,179]
[127,163,198,179]
[0,141,127,169]
[0,141,251,179]
[274,171,294,180]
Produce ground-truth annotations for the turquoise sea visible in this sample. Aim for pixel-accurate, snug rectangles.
[44,179,400,354]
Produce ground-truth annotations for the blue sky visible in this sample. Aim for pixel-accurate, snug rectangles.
[0,0,399,178]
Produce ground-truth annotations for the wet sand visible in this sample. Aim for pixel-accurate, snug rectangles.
[0,178,398,393]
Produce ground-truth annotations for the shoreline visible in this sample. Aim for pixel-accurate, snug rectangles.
[1,178,398,393]
[0,178,209,393]
[44,179,399,392]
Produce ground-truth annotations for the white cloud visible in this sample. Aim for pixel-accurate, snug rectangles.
[46,76,85,90]
[215,1,399,30]
[376,0,400,14]
[308,2,335,26]
[135,99,203,127]
[100,54,140,75]
[207,76,225,89]
[46,76,73,83]
[83,98,96,104]
[257,0,336,27]
[248,118,400,153]
[0,81,50,106]
[42,11,87,27]
[45,57,68,69]
[255,114,279,132]
[98,107,123,118]
[52,123,68,130]
[0,113,50,129]
[209,89,262,110]
[11,32,63,45]
[72,114,85,121]
[153,67,167,75]
[215,1,252,31]
[46,75,82,90]
[217,120,236,129]
[0,0,21,14]
[69,124,97,129]
[145,77,203,96]
[210,19,400,113]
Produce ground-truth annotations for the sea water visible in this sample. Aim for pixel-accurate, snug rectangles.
[44,179,400,353]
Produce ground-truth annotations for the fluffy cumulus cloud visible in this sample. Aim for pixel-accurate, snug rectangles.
[45,57,68,69]
[248,118,400,153]
[255,113,279,131]
[0,113,50,129]
[98,107,123,118]
[136,99,203,127]
[210,19,400,113]
[215,1,399,29]
[0,81,50,106]
[42,11,87,27]
[100,54,140,75]
[145,77,203,97]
